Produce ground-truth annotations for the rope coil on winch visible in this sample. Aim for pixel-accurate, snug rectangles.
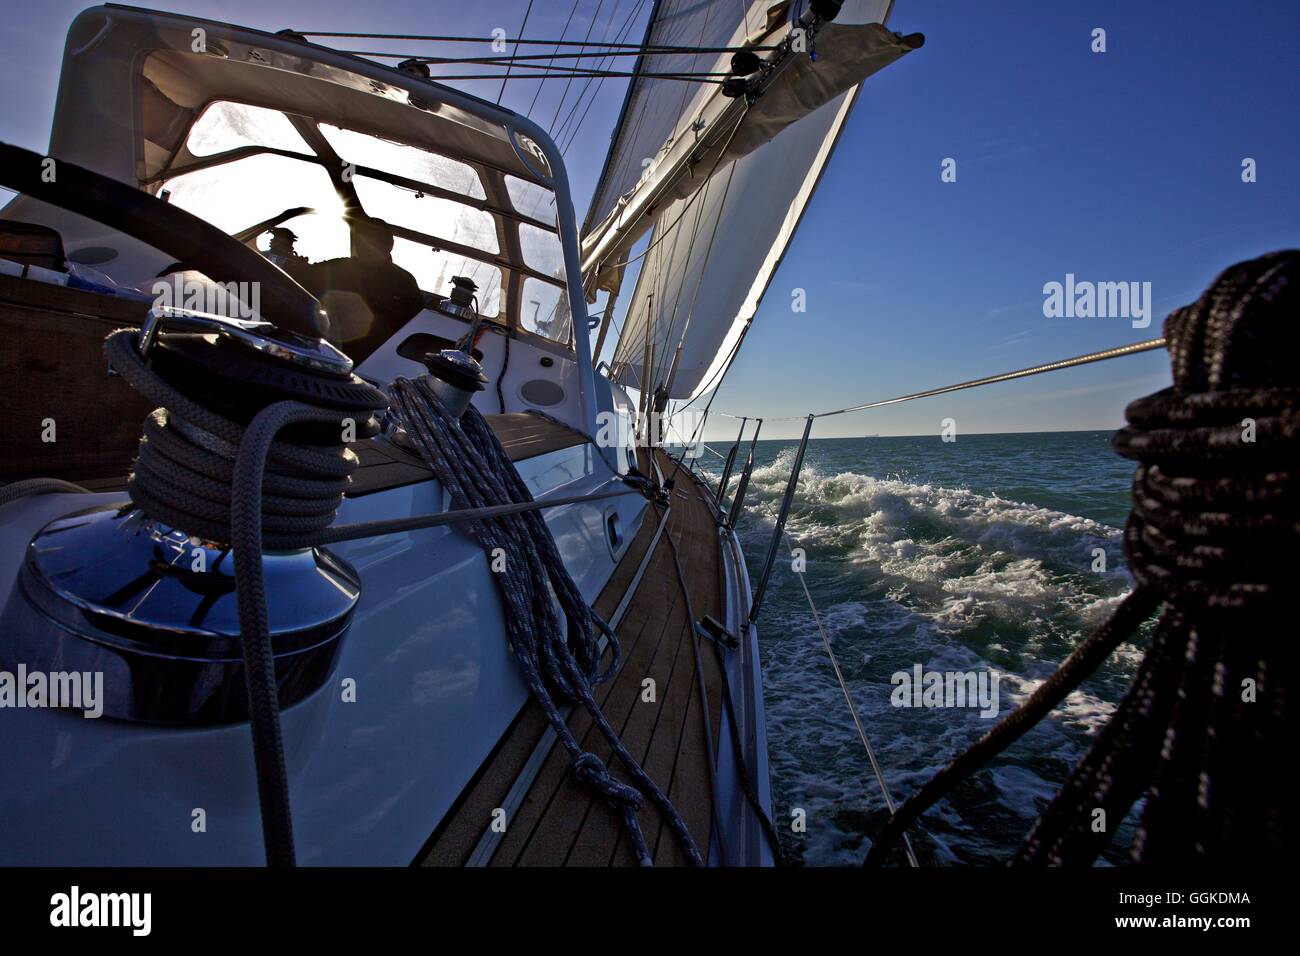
[388,375,704,866]
[105,331,362,550]
[103,328,388,867]
[865,250,1298,866]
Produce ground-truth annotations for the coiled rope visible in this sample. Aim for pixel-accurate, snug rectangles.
[388,376,703,866]
[103,328,378,866]
[866,250,1298,866]
[105,331,360,551]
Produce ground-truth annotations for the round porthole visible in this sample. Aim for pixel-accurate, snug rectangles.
[518,379,566,407]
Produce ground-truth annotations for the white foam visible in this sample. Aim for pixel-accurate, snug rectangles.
[734,452,1142,864]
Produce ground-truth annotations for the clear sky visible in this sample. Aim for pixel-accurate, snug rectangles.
[2,1,1297,440]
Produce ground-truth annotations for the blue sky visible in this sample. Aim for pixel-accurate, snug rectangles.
[2,1,1296,439]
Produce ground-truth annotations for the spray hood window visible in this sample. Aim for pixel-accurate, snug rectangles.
[318,124,486,200]
[159,153,343,237]
[391,239,503,318]
[185,101,312,157]
[352,176,499,254]
[504,175,557,226]
[520,277,572,344]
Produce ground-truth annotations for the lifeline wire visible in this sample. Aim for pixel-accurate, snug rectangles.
[296,31,776,54]
[672,338,1170,424]
[786,538,919,868]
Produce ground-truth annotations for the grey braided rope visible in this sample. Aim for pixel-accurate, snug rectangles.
[389,376,704,866]
[0,478,91,506]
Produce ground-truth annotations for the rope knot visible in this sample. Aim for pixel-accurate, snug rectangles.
[571,752,645,812]
[1113,250,1300,608]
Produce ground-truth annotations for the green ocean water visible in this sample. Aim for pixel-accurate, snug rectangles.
[697,430,1149,866]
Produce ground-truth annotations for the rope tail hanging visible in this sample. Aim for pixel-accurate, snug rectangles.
[866,250,1298,866]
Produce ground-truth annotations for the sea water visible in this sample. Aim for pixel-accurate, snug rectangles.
[695,430,1149,866]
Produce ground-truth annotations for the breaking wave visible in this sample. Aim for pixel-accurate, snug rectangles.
[701,433,1145,865]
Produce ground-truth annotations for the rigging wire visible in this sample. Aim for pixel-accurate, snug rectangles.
[524,0,642,338]
[822,338,1169,418]
[639,312,751,430]
[582,0,660,228]
[675,338,1170,423]
[495,0,535,105]
[645,148,730,393]
[295,31,777,54]
[654,160,741,394]
[337,48,719,77]
[555,0,650,152]
[662,321,757,482]
[599,103,750,281]
[391,71,723,85]
[407,48,724,63]
[642,180,711,393]
[525,0,583,118]
[546,0,611,135]
[786,537,919,868]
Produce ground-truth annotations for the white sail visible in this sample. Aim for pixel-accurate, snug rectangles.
[586,0,919,399]
[581,0,759,238]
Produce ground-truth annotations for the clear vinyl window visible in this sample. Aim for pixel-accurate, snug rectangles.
[318,124,486,200]
[504,175,557,226]
[159,153,344,236]
[390,239,503,318]
[351,176,499,254]
[519,276,572,344]
[185,101,312,157]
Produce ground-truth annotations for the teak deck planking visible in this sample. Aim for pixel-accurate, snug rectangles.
[420,448,727,866]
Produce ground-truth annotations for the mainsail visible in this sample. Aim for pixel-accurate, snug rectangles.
[583,0,920,399]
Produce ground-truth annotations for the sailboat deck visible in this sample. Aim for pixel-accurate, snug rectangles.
[419,448,727,866]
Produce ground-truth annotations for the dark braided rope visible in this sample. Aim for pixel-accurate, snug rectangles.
[389,376,704,866]
[230,399,355,867]
[866,250,1298,866]
[1020,249,1297,865]
[861,589,1159,865]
